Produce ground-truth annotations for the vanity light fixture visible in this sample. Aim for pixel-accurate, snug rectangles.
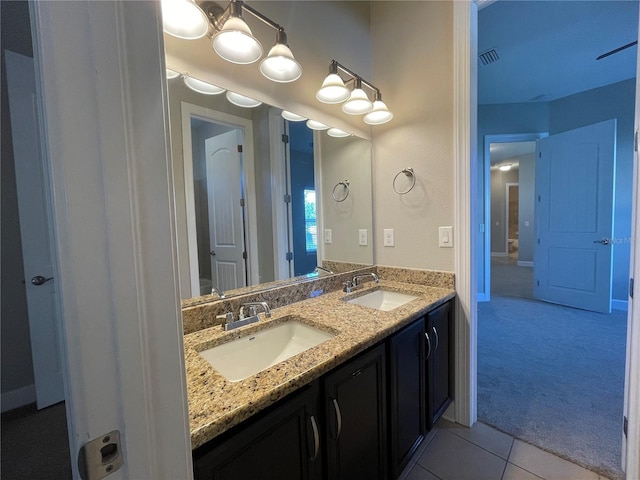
[499,164,512,171]
[306,119,329,131]
[183,74,226,95]
[281,110,307,122]
[363,91,394,125]
[316,60,392,124]
[161,0,209,40]
[327,128,351,138]
[226,91,262,108]
[212,0,263,64]
[260,28,302,83]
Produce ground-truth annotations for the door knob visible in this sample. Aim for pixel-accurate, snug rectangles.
[31,275,53,286]
[210,250,216,256]
[593,238,610,245]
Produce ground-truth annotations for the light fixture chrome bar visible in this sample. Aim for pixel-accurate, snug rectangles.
[331,60,381,97]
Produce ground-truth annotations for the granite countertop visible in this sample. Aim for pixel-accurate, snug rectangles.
[184,279,455,450]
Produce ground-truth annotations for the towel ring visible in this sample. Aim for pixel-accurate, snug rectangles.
[393,167,416,194]
[332,180,350,202]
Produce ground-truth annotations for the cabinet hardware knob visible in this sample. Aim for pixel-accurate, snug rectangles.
[331,398,342,440]
[433,326,439,352]
[425,332,432,360]
[309,415,320,461]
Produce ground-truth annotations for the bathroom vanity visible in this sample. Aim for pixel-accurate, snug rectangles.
[182,268,455,480]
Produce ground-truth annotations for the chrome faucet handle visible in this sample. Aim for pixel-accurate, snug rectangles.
[241,301,271,318]
[343,281,354,293]
[216,312,235,325]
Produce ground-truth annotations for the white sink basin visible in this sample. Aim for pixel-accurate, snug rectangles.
[199,320,335,382]
[346,289,419,311]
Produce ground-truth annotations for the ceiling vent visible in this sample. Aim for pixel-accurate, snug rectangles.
[479,48,500,66]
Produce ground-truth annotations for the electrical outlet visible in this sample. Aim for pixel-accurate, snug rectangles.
[324,229,332,244]
[383,229,395,247]
[359,229,368,246]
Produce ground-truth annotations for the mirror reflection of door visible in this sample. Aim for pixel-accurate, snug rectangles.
[288,121,317,276]
[191,118,248,294]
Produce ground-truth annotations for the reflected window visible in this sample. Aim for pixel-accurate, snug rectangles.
[304,189,317,252]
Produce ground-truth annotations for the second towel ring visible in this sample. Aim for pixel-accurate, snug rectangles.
[393,167,416,194]
[332,180,350,202]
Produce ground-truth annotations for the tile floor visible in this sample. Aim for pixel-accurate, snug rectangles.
[400,419,610,480]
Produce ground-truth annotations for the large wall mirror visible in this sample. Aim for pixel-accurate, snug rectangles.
[165,44,374,304]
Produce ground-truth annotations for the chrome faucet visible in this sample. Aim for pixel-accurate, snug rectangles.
[352,272,379,287]
[211,286,226,298]
[240,301,271,319]
[314,266,334,275]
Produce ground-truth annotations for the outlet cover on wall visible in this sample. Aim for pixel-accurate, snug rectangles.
[359,229,368,246]
[324,229,332,244]
[383,229,395,247]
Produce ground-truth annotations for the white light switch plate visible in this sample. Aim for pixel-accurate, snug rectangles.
[359,229,368,246]
[439,226,453,247]
[324,229,332,244]
[383,229,395,247]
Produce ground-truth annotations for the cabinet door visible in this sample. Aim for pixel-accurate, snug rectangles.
[426,300,454,429]
[193,383,322,480]
[324,344,387,480]
[389,319,426,479]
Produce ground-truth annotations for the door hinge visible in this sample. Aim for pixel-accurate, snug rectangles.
[537,280,540,287]
[237,144,243,153]
[635,131,638,152]
[239,198,245,207]
[539,151,542,158]
[624,416,628,437]
[242,251,247,260]
[285,252,293,261]
[282,134,289,144]
[538,195,541,202]
[284,194,291,203]
[537,238,540,244]
[630,278,634,299]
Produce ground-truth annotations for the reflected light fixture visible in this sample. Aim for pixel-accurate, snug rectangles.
[499,164,512,171]
[363,91,393,125]
[166,68,181,79]
[316,60,392,125]
[226,91,262,108]
[327,128,351,138]
[260,28,302,82]
[161,0,209,39]
[342,78,373,115]
[316,60,350,104]
[183,74,226,95]
[306,119,329,130]
[281,110,307,122]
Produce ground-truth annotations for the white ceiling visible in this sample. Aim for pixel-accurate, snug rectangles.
[478,0,639,105]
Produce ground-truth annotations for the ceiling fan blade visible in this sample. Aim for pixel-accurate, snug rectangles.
[597,41,638,60]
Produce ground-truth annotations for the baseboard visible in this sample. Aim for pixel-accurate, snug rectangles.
[1,384,36,412]
[517,261,534,267]
[477,292,490,302]
[612,299,628,312]
[491,252,508,257]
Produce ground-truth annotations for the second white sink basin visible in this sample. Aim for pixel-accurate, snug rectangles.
[346,289,419,311]
[199,319,334,382]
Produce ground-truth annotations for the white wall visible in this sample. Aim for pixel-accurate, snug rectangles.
[370,1,455,272]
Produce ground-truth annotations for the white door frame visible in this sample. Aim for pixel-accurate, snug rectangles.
[181,102,258,297]
[30,1,192,478]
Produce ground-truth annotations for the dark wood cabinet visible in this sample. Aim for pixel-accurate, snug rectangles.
[426,300,454,429]
[323,344,387,480]
[193,383,322,480]
[388,319,426,479]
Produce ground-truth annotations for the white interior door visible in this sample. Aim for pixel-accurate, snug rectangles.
[205,131,246,291]
[534,119,616,313]
[6,50,64,409]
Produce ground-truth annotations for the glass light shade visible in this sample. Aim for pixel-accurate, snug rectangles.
[316,74,350,104]
[306,119,329,130]
[183,75,225,95]
[166,68,181,79]
[226,91,262,108]
[499,164,512,171]
[282,110,307,122]
[327,128,351,138]
[260,44,302,83]
[161,0,209,40]
[363,100,394,125]
[342,88,373,115]
[213,17,263,64]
